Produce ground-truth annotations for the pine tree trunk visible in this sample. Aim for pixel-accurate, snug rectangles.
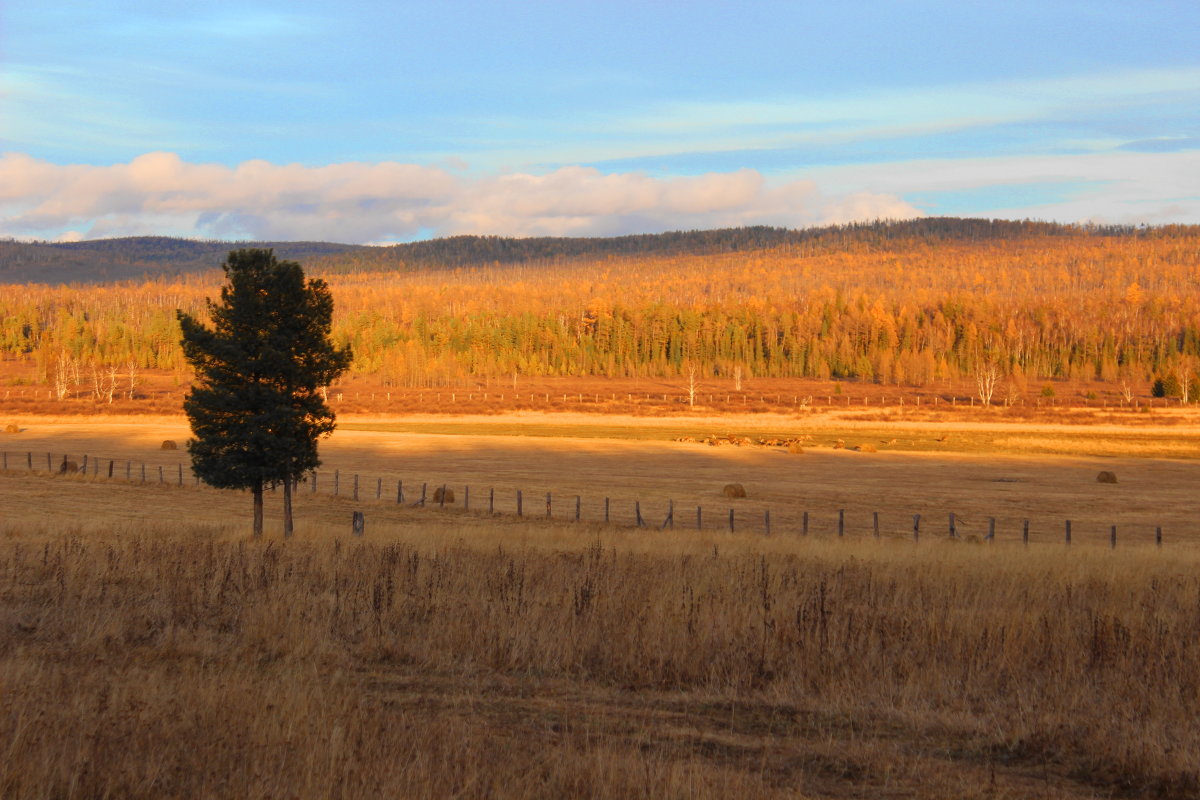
[283,477,294,538]
[252,481,264,538]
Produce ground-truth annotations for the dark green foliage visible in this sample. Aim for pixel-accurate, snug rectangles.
[178,250,352,533]
[1153,374,1179,397]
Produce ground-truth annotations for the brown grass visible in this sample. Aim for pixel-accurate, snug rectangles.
[1,510,1198,799]
[3,410,1200,794]
[4,415,1200,546]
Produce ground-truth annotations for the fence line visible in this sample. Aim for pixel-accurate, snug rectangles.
[0,449,1174,547]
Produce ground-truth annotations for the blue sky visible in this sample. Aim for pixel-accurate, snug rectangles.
[2,1,1198,242]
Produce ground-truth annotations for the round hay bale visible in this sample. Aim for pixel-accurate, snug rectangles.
[856,443,877,453]
[722,483,747,499]
[4,423,18,434]
[160,440,178,450]
[433,486,455,503]
[1096,471,1118,484]
[58,459,79,475]
[832,439,845,450]
[787,442,804,454]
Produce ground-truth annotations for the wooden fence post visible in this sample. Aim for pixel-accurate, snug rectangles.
[604,497,609,523]
[352,474,359,501]
[662,500,674,530]
[396,480,403,503]
[419,483,427,507]
[1065,519,1072,545]
[1110,524,1117,549]
[948,513,957,539]
[158,466,164,485]
[1156,526,1162,547]
[376,477,382,500]
[27,451,32,470]
[440,484,448,508]
[728,508,734,533]
[545,492,551,518]
[516,490,522,517]
[635,501,644,527]
[141,464,146,484]
[575,495,581,522]
[489,487,494,514]
[126,461,131,480]
[465,486,470,511]
[696,506,702,530]
[764,509,770,536]
[913,513,920,542]
[872,511,880,538]
[986,517,995,543]
[107,460,114,478]
[352,511,364,536]
[47,453,52,471]
[178,464,183,487]
[334,470,340,496]
[1023,519,1030,546]
[838,509,845,537]
[82,455,88,472]
[311,472,318,493]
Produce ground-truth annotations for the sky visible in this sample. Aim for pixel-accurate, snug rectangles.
[1,0,1198,243]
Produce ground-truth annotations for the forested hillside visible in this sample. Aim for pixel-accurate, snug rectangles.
[0,218,1159,283]
[2,219,1199,398]
[0,238,364,284]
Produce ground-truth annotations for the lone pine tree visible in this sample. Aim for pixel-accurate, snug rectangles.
[178,249,352,537]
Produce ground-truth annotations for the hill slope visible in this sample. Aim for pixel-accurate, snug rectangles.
[0,218,1177,284]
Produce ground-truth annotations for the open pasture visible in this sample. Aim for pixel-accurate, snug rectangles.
[2,411,1199,546]
[3,410,1200,798]
[2,486,1199,797]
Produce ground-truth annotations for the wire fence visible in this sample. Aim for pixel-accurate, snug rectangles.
[1,449,1171,548]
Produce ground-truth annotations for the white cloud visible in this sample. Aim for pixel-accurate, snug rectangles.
[0,153,922,242]
[802,149,1200,224]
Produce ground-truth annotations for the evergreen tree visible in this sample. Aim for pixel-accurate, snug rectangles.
[177,249,352,537]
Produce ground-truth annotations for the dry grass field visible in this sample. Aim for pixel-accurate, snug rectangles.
[2,408,1200,798]
[3,409,1199,544]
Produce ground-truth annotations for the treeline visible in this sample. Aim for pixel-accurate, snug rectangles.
[0,238,364,285]
[305,217,1166,273]
[5,218,1184,285]
[3,223,1200,395]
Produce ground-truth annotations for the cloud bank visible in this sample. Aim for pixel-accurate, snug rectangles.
[0,152,921,243]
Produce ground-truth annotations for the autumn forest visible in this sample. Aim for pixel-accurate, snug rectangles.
[4,219,1200,399]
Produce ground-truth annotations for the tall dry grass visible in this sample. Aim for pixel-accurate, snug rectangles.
[1,521,1198,798]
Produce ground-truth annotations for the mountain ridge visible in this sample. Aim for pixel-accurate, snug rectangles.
[0,218,1185,285]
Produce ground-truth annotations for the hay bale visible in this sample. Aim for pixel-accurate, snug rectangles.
[722,483,747,499]
[787,442,804,454]
[433,486,455,503]
[856,443,877,453]
[3,423,18,434]
[160,440,178,450]
[58,460,79,475]
[1096,471,1118,484]
[832,439,845,450]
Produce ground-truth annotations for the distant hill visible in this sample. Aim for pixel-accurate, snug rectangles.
[0,218,1178,284]
[0,238,365,284]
